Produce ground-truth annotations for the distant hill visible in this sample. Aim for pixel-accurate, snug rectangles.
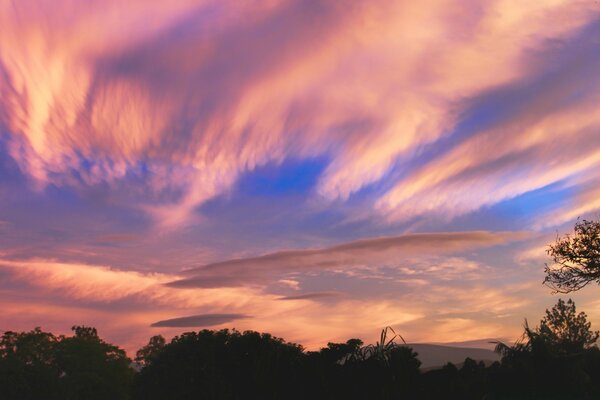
[406,343,500,370]
[430,338,507,351]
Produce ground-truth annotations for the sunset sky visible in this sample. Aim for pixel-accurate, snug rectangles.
[1,0,600,354]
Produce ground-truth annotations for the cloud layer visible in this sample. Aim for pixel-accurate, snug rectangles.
[1,0,600,354]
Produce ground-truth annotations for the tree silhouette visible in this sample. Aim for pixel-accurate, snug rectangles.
[496,299,598,358]
[495,298,600,398]
[537,298,599,355]
[133,329,305,400]
[3,321,600,399]
[135,335,166,367]
[0,326,133,400]
[55,326,133,400]
[544,219,600,293]
[0,328,61,400]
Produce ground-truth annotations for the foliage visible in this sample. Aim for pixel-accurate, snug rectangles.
[133,329,305,400]
[537,298,599,354]
[134,335,166,367]
[0,328,61,400]
[0,326,133,400]
[3,306,600,399]
[357,326,407,363]
[545,219,600,293]
[55,325,134,400]
[494,299,599,398]
[496,299,598,358]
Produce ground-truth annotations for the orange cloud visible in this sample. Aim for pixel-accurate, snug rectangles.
[0,238,537,353]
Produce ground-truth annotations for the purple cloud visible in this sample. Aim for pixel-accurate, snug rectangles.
[150,313,249,328]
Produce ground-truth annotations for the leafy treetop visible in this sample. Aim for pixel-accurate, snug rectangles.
[544,219,600,293]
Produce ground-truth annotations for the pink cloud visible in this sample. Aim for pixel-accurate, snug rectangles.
[0,232,534,353]
[1,0,596,227]
[171,230,528,287]
[377,60,600,223]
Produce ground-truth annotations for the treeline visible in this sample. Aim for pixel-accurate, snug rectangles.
[1,299,600,400]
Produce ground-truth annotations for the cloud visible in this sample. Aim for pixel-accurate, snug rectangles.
[2,0,600,358]
[376,19,600,224]
[0,258,279,309]
[1,1,597,226]
[170,231,527,287]
[94,234,141,243]
[150,313,249,327]
[0,256,423,351]
[278,279,301,290]
[0,253,547,354]
[532,176,600,229]
[277,292,342,301]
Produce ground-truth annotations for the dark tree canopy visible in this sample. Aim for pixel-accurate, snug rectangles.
[497,298,598,358]
[133,329,306,400]
[493,298,600,397]
[0,328,61,400]
[537,298,599,355]
[0,326,133,400]
[135,335,166,367]
[3,311,600,399]
[56,325,134,400]
[544,219,600,293]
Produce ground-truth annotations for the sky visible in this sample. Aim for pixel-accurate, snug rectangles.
[1,0,600,354]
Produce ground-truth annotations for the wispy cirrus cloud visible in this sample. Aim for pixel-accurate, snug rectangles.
[1,0,597,227]
[376,24,600,224]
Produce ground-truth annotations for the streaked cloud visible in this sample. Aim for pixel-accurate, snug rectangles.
[2,0,597,226]
[277,292,342,301]
[377,55,600,223]
[151,314,249,328]
[170,231,526,287]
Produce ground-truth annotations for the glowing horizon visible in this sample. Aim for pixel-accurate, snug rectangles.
[1,0,600,355]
